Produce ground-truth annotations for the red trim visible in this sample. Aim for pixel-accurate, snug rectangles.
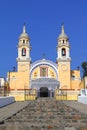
[77,89,80,90]
[60,89,75,91]
[17,89,32,90]
[10,89,15,90]
[10,89,33,91]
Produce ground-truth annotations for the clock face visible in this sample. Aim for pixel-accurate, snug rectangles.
[20,64,27,71]
[61,64,67,71]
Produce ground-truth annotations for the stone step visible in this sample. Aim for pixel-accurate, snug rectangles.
[0,99,87,129]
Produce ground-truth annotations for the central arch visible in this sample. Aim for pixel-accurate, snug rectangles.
[40,87,49,97]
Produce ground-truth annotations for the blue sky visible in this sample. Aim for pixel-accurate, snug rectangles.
[0,0,87,77]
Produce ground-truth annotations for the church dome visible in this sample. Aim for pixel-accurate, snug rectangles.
[19,25,29,39]
[20,32,29,39]
[58,25,68,39]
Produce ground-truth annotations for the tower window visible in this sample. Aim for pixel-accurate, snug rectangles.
[62,48,66,56]
[63,40,64,43]
[23,40,25,44]
[22,48,26,56]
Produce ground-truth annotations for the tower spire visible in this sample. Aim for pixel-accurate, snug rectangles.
[19,23,29,39]
[58,23,68,40]
[61,24,64,34]
[23,23,26,33]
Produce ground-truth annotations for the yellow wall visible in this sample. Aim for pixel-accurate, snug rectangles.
[71,80,81,90]
[70,70,84,90]
[71,70,80,79]
[58,62,71,89]
[8,71,30,90]
[84,77,87,88]
[79,77,87,89]
[55,89,79,100]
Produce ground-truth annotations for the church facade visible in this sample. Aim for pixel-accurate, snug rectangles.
[7,25,83,101]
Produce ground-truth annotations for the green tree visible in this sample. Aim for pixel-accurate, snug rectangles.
[81,62,87,78]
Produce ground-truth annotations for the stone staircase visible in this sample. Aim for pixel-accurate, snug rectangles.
[0,98,87,130]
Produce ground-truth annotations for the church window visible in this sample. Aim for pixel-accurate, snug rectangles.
[40,67,48,77]
[22,48,26,56]
[63,40,64,43]
[62,48,66,56]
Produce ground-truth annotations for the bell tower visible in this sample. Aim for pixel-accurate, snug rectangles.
[17,25,31,72]
[57,25,71,89]
[16,25,31,88]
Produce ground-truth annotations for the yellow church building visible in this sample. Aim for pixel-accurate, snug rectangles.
[7,25,84,101]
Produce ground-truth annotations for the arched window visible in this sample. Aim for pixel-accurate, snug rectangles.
[62,48,66,56]
[22,48,26,56]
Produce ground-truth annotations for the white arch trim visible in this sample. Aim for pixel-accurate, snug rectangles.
[30,59,58,79]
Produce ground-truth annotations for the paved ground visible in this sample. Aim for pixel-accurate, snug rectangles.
[63,100,87,115]
[0,98,87,130]
[0,101,29,123]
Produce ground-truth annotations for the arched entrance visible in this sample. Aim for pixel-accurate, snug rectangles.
[30,77,60,98]
[40,87,49,97]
